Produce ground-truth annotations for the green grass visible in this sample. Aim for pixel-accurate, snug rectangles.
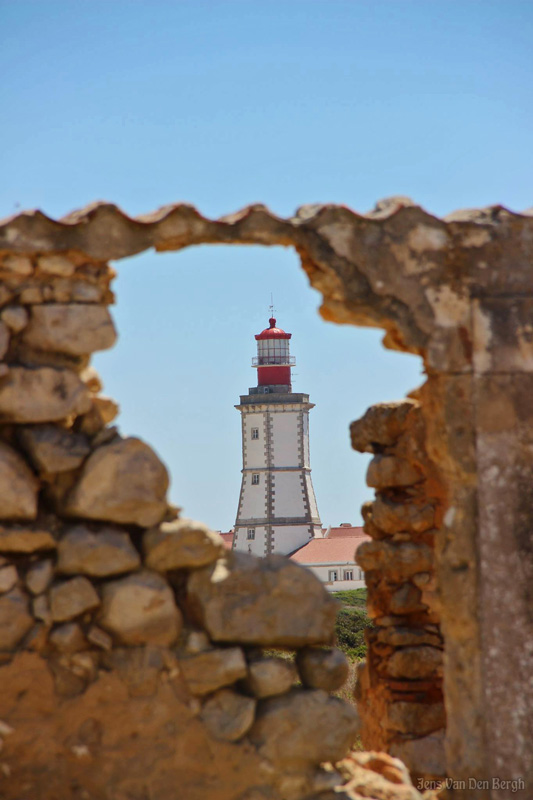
[332,588,368,609]
[332,589,373,661]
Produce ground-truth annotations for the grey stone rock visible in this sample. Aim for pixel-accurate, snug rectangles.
[87,625,112,650]
[49,577,100,623]
[296,647,350,691]
[3,255,33,276]
[57,525,140,577]
[0,442,39,521]
[200,688,256,742]
[0,321,10,359]
[32,594,52,624]
[0,526,56,554]
[49,622,87,653]
[1,306,28,333]
[0,565,18,594]
[98,570,181,646]
[64,437,169,528]
[144,518,223,571]
[187,552,338,647]
[246,657,297,698]
[0,367,91,423]
[37,255,75,277]
[179,647,247,696]
[19,425,90,473]
[0,587,33,649]
[390,729,446,778]
[385,646,443,679]
[249,689,360,768]
[23,303,116,355]
[25,559,54,595]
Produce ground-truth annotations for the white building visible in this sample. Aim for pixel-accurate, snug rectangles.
[233,316,322,556]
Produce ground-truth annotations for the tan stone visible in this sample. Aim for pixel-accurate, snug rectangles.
[249,689,360,768]
[390,729,446,779]
[372,497,435,534]
[1,306,28,333]
[64,437,169,527]
[356,540,433,582]
[389,584,424,614]
[386,646,443,679]
[376,626,442,648]
[25,559,54,595]
[98,570,181,646]
[187,552,338,647]
[37,254,75,277]
[0,526,56,553]
[246,657,297,698]
[350,401,416,453]
[200,688,256,742]
[144,518,223,571]
[0,442,39,520]
[0,565,18,594]
[23,304,116,356]
[386,702,446,736]
[87,625,112,650]
[0,587,33,649]
[179,647,247,696]
[2,255,33,276]
[337,751,423,800]
[296,647,349,691]
[0,321,10,360]
[0,366,91,423]
[49,577,100,623]
[80,365,103,393]
[57,525,140,577]
[32,594,52,624]
[49,622,87,653]
[366,455,422,489]
[19,425,90,473]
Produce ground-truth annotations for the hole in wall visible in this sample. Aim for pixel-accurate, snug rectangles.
[93,244,423,532]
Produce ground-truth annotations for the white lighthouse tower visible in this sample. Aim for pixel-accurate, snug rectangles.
[233,316,322,556]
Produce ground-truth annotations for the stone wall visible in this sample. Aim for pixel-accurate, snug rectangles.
[1,198,532,799]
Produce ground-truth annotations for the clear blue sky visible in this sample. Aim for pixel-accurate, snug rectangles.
[1,1,531,529]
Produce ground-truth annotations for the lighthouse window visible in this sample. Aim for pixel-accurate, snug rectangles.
[251,427,259,440]
[251,473,260,485]
[247,528,255,540]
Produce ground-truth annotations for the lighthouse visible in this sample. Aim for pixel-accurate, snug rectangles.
[233,316,322,556]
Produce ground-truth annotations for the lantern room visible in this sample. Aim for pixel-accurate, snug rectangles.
[252,317,296,388]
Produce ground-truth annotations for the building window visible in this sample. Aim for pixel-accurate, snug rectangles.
[251,473,260,485]
[247,528,255,540]
[251,427,259,440]
[328,570,338,582]
[344,570,353,581]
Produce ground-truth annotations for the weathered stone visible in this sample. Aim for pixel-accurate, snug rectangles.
[390,729,446,778]
[296,647,349,691]
[23,303,116,356]
[386,702,446,736]
[185,630,211,654]
[80,365,103,393]
[249,689,360,768]
[0,566,18,594]
[49,622,87,653]
[64,437,169,527]
[200,688,256,742]
[179,647,247,696]
[37,254,75,277]
[18,425,90,473]
[49,577,100,623]
[0,442,39,520]
[187,552,338,647]
[25,559,54,595]
[246,657,297,698]
[0,367,91,423]
[376,626,442,648]
[0,588,33,649]
[144,518,223,571]
[389,584,424,614]
[1,305,28,333]
[356,540,433,582]
[75,396,119,435]
[2,255,33,276]
[0,321,10,359]
[386,646,443,679]
[366,455,422,489]
[350,401,416,453]
[32,594,52,624]
[87,625,112,650]
[57,525,140,577]
[372,497,435,534]
[337,751,422,800]
[0,526,56,553]
[98,570,181,646]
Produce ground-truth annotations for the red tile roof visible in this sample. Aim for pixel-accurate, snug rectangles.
[326,525,365,538]
[290,534,370,565]
[218,531,234,550]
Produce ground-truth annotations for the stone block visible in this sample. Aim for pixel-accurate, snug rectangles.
[385,646,443,679]
[57,525,140,577]
[0,442,39,520]
[385,701,445,736]
[356,540,433,582]
[200,688,256,742]
[390,729,446,779]
[350,401,416,453]
[49,622,87,653]
[0,526,56,554]
[0,321,10,359]
[18,425,90,473]
[1,305,28,333]
[64,437,169,527]
[49,577,100,623]
[0,565,18,594]
[98,570,182,646]
[0,587,33,649]
[36,255,75,277]
[179,647,247,696]
[366,455,422,489]
[372,497,435,534]
[245,657,297,698]
[187,552,338,647]
[0,366,91,423]
[25,559,54,595]
[23,303,116,356]
[144,518,223,571]
[296,647,349,691]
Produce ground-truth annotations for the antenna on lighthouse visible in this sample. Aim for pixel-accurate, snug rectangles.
[269,294,275,318]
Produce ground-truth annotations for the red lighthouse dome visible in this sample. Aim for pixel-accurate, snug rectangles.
[252,317,295,389]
